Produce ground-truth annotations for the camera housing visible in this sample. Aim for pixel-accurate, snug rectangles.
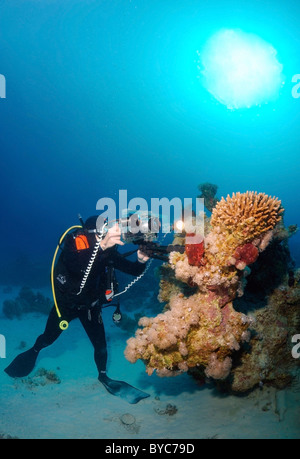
[94,210,160,244]
[120,211,160,244]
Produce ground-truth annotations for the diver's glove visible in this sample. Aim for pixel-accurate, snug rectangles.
[98,371,150,404]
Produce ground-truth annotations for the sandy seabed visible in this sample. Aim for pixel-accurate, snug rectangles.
[0,286,299,440]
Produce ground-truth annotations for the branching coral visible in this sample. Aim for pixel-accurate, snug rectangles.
[210,191,283,242]
[125,191,284,382]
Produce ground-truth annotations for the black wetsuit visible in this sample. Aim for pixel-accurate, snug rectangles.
[5,228,150,402]
[33,230,146,376]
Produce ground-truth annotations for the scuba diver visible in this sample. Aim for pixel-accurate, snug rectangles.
[4,216,150,404]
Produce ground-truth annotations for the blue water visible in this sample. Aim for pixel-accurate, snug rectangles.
[0,0,299,440]
[0,0,299,281]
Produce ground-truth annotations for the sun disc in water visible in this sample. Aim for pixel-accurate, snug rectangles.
[198,29,284,109]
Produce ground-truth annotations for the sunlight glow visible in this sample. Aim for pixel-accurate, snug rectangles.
[198,29,285,109]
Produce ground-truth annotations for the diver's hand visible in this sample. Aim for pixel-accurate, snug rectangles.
[100,224,124,250]
[137,250,149,263]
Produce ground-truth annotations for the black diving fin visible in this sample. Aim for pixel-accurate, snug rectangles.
[98,373,150,404]
[4,348,39,378]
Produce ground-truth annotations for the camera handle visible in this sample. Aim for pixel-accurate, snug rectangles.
[137,241,185,261]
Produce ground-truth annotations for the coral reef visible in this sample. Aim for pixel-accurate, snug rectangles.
[197,182,219,212]
[188,228,300,393]
[125,191,288,383]
[228,240,300,392]
[230,282,300,392]
[3,286,52,319]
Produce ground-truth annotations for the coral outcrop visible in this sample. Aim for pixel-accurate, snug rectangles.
[228,240,300,392]
[197,182,219,212]
[125,191,286,382]
[3,286,52,319]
